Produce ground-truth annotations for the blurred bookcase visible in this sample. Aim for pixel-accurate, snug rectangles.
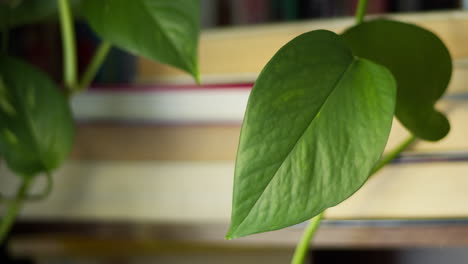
[3,6,468,264]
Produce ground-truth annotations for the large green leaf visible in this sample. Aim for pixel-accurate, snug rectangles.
[226,30,396,239]
[0,56,74,177]
[81,0,200,81]
[342,19,451,141]
[0,0,82,28]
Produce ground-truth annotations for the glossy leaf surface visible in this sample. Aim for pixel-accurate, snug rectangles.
[342,19,451,141]
[227,30,396,239]
[82,0,200,81]
[0,56,74,177]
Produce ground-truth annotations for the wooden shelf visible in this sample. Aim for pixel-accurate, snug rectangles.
[8,219,468,258]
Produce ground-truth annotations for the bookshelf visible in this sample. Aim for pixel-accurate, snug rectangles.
[137,10,468,84]
[3,10,468,262]
[8,220,468,258]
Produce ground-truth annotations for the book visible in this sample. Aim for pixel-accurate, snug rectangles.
[73,59,468,123]
[136,11,468,84]
[70,96,468,161]
[231,0,270,25]
[19,101,468,224]
[72,123,242,161]
[71,83,251,123]
[2,159,468,222]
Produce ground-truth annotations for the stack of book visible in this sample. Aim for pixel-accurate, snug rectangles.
[201,0,459,27]
[1,10,468,227]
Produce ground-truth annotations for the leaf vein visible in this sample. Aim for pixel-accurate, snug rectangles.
[230,57,358,235]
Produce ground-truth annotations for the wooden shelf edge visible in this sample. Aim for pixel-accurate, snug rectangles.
[8,219,468,257]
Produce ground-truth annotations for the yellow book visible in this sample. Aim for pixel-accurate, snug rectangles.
[137,10,468,87]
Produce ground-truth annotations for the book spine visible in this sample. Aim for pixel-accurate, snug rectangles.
[71,84,253,123]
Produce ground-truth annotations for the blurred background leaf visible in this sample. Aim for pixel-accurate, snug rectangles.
[0,56,74,177]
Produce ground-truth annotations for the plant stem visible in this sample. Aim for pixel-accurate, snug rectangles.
[291,212,324,264]
[0,176,34,245]
[58,0,77,93]
[355,0,369,24]
[0,173,52,202]
[372,135,417,174]
[290,134,417,264]
[75,41,112,94]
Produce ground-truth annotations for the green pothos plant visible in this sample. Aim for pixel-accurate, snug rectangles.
[226,0,452,263]
[0,0,200,244]
[0,0,452,263]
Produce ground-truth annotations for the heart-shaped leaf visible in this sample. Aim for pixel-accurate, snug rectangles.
[342,19,451,141]
[81,0,200,82]
[226,30,396,239]
[0,56,74,177]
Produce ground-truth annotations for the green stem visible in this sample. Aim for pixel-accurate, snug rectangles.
[58,0,77,93]
[290,134,417,264]
[355,0,369,24]
[75,41,112,94]
[0,176,34,245]
[372,135,417,174]
[0,173,52,202]
[291,212,324,264]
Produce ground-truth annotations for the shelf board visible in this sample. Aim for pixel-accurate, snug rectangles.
[9,219,468,257]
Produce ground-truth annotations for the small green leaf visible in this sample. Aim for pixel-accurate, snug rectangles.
[342,19,451,141]
[0,0,81,28]
[0,56,74,177]
[81,0,200,81]
[227,30,396,239]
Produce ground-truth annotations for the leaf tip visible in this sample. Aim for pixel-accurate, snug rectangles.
[194,73,201,86]
[225,229,234,240]
[192,64,201,85]
[225,233,242,240]
[225,225,242,240]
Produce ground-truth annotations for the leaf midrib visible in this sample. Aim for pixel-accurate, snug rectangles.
[229,57,358,237]
[12,83,47,176]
